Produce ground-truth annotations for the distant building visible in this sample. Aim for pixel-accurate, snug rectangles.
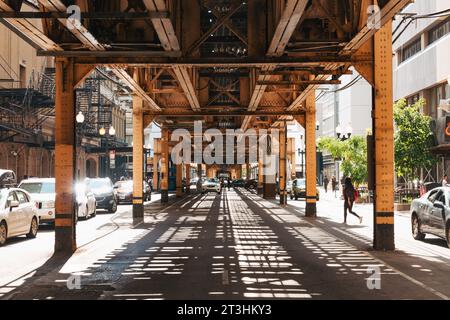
[393,0,450,183]
[316,68,372,181]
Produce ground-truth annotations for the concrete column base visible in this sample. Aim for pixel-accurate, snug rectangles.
[305,202,317,217]
[55,226,76,254]
[257,186,263,195]
[374,214,395,251]
[263,183,277,200]
[161,190,169,203]
[133,203,144,223]
[280,193,287,206]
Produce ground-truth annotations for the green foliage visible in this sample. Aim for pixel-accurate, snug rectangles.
[317,135,368,186]
[393,98,436,181]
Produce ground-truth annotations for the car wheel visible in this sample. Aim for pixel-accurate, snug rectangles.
[295,195,298,200]
[26,217,38,239]
[109,200,117,213]
[0,221,7,246]
[412,214,425,241]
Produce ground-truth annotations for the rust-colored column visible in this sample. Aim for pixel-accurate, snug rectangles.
[373,20,395,250]
[185,163,191,194]
[161,129,169,203]
[279,124,287,206]
[132,96,144,222]
[305,92,317,217]
[54,57,77,254]
[176,163,183,197]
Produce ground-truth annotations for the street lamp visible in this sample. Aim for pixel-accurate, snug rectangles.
[100,125,116,179]
[76,111,85,124]
[336,123,353,141]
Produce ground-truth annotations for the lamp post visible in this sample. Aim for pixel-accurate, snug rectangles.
[336,123,353,141]
[99,125,116,179]
[76,112,85,179]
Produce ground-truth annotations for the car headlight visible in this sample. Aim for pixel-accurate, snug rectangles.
[42,200,55,209]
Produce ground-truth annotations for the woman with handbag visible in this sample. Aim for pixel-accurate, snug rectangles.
[343,177,362,224]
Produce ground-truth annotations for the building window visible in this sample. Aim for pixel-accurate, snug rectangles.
[399,37,421,63]
[428,17,450,45]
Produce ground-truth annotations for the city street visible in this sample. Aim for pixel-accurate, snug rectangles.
[1,188,449,300]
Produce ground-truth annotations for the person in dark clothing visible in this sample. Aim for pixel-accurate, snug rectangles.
[323,176,329,193]
[343,177,362,224]
[331,176,337,197]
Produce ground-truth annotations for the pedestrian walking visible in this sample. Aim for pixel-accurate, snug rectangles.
[323,176,329,193]
[331,176,337,197]
[343,177,362,224]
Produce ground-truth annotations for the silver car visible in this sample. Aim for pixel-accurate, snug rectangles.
[410,187,450,248]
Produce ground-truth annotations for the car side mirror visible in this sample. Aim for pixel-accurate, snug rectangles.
[10,200,19,209]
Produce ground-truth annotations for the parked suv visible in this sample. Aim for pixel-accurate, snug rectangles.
[87,178,118,213]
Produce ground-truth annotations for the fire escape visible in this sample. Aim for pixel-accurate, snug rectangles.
[0,66,55,146]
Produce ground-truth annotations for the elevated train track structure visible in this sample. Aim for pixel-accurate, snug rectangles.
[0,0,410,253]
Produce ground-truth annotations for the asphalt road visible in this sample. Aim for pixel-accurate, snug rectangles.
[1,188,449,300]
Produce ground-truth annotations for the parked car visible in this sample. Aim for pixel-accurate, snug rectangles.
[290,178,320,201]
[0,188,39,246]
[232,179,246,188]
[0,170,17,188]
[87,178,117,213]
[75,181,97,220]
[201,178,221,194]
[190,177,199,186]
[245,179,258,190]
[286,180,293,195]
[114,180,152,204]
[410,187,450,248]
[18,178,55,224]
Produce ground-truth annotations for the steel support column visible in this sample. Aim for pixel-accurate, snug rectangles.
[305,92,317,217]
[373,21,395,250]
[197,163,202,192]
[176,163,183,197]
[258,157,264,195]
[54,57,76,254]
[132,96,145,222]
[263,132,277,200]
[279,124,287,206]
[161,129,169,203]
[185,163,191,194]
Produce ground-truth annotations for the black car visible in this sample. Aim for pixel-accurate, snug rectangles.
[87,178,117,213]
[245,179,258,190]
[232,179,246,188]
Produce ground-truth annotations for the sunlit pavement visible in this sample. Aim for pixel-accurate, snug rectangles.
[0,194,161,298]
[1,188,450,300]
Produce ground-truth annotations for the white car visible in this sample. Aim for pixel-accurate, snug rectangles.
[19,178,55,224]
[201,178,221,194]
[0,188,39,246]
[75,181,97,220]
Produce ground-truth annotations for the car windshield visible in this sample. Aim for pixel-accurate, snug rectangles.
[20,182,55,194]
[206,178,218,183]
[88,179,111,189]
[115,181,133,190]
[295,179,306,188]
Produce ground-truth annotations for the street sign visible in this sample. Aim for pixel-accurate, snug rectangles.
[445,116,450,142]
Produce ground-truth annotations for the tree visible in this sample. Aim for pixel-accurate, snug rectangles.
[317,135,368,186]
[393,98,436,182]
